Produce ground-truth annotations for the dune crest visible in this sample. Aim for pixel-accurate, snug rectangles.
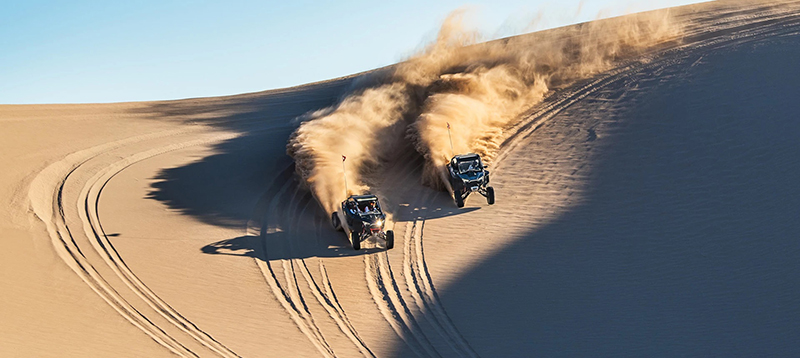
[288,8,682,212]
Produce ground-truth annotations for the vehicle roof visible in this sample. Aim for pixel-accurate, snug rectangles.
[349,194,378,202]
[453,153,481,161]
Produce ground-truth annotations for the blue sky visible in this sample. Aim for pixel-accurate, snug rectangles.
[1,0,703,104]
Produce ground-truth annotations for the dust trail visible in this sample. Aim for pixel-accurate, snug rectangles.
[403,9,682,189]
[287,83,416,213]
[287,8,682,211]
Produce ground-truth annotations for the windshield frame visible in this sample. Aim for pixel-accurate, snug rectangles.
[456,158,482,174]
[353,197,382,215]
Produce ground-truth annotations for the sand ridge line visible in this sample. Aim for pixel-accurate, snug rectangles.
[368,6,800,357]
[240,8,800,355]
[18,2,800,356]
[495,2,800,175]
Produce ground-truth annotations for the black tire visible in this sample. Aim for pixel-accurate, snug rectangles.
[351,231,361,250]
[331,212,342,231]
[455,193,465,208]
[385,230,394,250]
[486,186,495,205]
[449,172,463,192]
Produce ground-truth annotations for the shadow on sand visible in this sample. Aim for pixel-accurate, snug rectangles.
[199,159,482,260]
[390,33,800,357]
[139,75,480,261]
[137,18,800,357]
[141,79,355,228]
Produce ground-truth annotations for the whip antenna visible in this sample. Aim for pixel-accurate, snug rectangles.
[341,155,349,197]
[447,122,454,156]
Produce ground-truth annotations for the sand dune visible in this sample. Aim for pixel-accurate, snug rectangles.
[3,1,800,357]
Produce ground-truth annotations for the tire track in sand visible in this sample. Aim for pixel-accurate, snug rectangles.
[27,4,800,357]
[363,150,442,358]
[248,165,375,357]
[374,7,800,358]
[251,168,335,358]
[29,128,242,357]
[363,146,479,358]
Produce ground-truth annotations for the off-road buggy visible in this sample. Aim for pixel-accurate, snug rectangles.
[331,194,394,250]
[447,153,495,208]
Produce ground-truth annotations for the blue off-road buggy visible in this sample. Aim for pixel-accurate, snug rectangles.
[447,153,495,208]
[331,194,394,250]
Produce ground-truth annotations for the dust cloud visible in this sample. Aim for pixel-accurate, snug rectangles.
[287,8,682,213]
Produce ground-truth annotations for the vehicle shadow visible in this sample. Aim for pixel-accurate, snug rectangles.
[373,148,484,224]
[201,232,385,261]
[392,192,482,223]
[137,68,483,262]
[199,161,481,260]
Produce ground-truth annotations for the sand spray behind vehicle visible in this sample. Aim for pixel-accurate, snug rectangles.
[288,8,682,212]
[287,82,416,213]
[404,9,682,189]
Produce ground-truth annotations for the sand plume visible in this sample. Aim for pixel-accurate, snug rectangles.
[288,8,682,210]
[286,83,415,213]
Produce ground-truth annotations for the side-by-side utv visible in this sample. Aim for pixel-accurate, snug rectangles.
[331,194,394,250]
[447,153,495,208]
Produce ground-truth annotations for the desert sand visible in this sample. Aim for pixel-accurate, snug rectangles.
[2,1,800,357]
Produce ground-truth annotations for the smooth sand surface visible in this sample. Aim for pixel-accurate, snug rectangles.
[3,1,800,357]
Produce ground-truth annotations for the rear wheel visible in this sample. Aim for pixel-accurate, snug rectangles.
[486,186,495,205]
[331,212,342,231]
[385,230,394,250]
[351,231,361,250]
[455,193,465,208]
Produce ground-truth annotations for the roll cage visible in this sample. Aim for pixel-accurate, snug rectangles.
[344,195,383,217]
[450,154,485,175]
